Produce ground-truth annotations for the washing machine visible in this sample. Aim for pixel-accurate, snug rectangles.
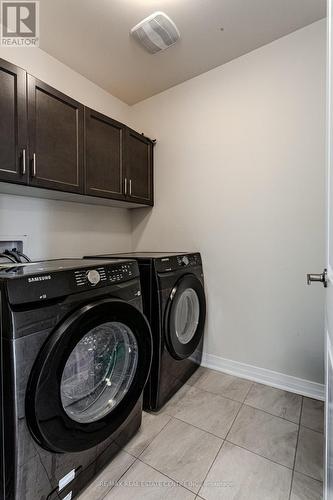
[0,259,152,500]
[84,253,206,412]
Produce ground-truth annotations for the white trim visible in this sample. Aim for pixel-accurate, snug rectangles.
[325,331,331,500]
[202,353,325,401]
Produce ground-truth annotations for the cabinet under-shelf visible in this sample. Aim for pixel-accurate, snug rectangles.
[0,182,151,209]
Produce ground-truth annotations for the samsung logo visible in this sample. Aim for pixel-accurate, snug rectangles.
[28,275,52,283]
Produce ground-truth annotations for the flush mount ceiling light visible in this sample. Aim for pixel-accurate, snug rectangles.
[130,11,180,54]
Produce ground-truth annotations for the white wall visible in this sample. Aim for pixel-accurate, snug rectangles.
[0,196,132,260]
[0,47,132,123]
[0,22,326,386]
[0,47,133,259]
[131,20,326,384]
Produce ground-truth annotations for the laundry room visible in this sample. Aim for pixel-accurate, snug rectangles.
[0,1,329,499]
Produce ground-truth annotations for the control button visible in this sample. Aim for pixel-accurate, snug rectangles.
[86,269,101,285]
[181,256,190,266]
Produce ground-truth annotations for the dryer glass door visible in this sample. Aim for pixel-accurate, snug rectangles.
[165,274,206,360]
[26,298,152,453]
[174,288,200,345]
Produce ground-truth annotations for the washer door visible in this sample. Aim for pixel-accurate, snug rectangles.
[165,274,206,360]
[26,298,152,453]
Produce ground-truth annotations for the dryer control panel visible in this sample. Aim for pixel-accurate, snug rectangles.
[154,253,202,273]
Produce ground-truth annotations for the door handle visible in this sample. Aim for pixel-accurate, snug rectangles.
[129,179,132,196]
[307,269,327,287]
[32,153,37,177]
[21,148,27,175]
[124,178,127,195]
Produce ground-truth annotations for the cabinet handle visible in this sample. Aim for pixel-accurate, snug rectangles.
[22,149,26,175]
[124,178,127,195]
[129,179,132,196]
[32,153,37,177]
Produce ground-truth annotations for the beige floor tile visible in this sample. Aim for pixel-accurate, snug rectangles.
[172,386,240,438]
[77,382,325,500]
[244,383,302,423]
[199,441,292,500]
[295,427,324,481]
[192,369,252,402]
[290,471,323,500]
[227,405,298,467]
[301,398,324,433]
[104,460,195,500]
[141,418,222,493]
[77,450,135,500]
[186,366,207,386]
[124,411,171,457]
[159,384,195,416]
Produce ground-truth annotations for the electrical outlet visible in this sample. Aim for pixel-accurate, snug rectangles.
[0,235,28,262]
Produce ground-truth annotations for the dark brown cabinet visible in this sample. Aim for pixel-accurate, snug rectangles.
[0,58,154,207]
[27,75,84,193]
[125,128,154,206]
[84,113,154,205]
[0,59,27,184]
[84,108,125,200]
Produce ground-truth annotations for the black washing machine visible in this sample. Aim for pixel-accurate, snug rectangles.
[84,253,206,412]
[0,259,152,499]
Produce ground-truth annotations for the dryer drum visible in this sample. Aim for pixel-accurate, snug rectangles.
[164,274,206,360]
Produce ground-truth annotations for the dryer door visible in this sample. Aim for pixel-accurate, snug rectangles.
[165,274,206,360]
[26,298,152,453]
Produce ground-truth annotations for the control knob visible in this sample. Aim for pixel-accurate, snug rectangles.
[181,256,190,266]
[86,269,101,285]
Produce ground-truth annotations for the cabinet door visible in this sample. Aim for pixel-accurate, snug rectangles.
[84,108,125,200]
[0,59,27,184]
[125,128,154,206]
[27,75,84,193]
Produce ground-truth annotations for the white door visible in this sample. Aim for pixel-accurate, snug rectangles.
[325,1,333,497]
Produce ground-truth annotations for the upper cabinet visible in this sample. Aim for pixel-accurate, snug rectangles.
[0,59,27,184]
[84,108,125,200]
[0,58,154,208]
[27,76,84,194]
[125,128,154,206]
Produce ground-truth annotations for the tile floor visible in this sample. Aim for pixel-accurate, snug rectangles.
[78,367,324,500]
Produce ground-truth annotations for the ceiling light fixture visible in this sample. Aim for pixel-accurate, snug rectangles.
[130,11,180,54]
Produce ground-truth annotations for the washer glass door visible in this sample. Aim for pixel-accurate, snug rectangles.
[26,298,152,453]
[61,321,138,423]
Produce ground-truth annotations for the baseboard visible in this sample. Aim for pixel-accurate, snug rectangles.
[201,353,325,401]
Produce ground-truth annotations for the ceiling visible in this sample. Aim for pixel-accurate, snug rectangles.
[39,0,326,104]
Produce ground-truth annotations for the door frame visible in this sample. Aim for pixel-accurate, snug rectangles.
[326,1,332,497]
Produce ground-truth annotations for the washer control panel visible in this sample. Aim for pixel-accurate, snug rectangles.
[3,259,140,306]
[74,266,107,287]
[178,255,190,267]
[86,269,101,285]
[108,263,134,283]
[74,261,137,289]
